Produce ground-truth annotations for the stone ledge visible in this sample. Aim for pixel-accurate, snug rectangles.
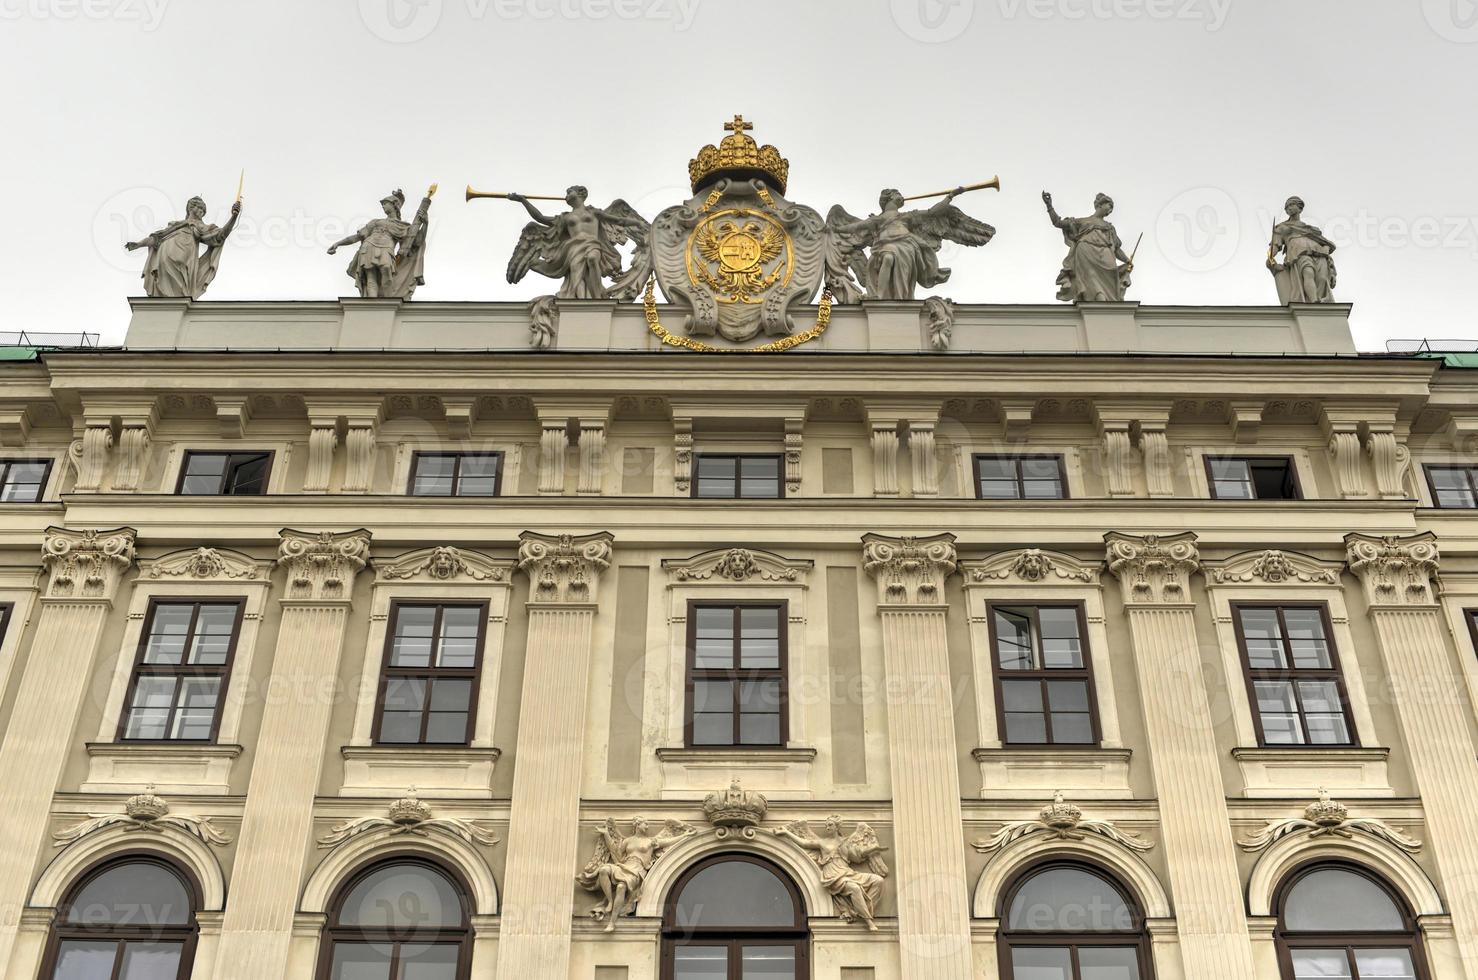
[972,746,1133,800]
[339,745,501,800]
[1232,746,1393,798]
[82,741,242,796]
[656,746,817,801]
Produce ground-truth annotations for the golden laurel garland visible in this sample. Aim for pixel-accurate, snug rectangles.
[643,277,833,354]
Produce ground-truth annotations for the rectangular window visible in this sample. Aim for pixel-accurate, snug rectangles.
[409,452,504,497]
[177,451,273,496]
[988,604,1097,746]
[1234,604,1355,746]
[685,602,787,747]
[119,600,243,742]
[974,455,1067,500]
[374,602,487,745]
[0,459,52,502]
[1426,465,1478,509]
[693,454,784,499]
[1207,456,1300,500]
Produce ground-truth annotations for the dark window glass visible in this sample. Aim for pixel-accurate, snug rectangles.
[1276,866,1427,980]
[990,605,1097,746]
[178,451,272,495]
[43,859,198,980]
[120,601,242,742]
[318,861,470,980]
[999,864,1148,980]
[375,603,485,746]
[694,454,783,499]
[0,459,52,502]
[663,857,807,980]
[1426,465,1478,509]
[1236,605,1355,747]
[1208,457,1299,500]
[686,603,786,747]
[975,456,1066,500]
[410,453,503,497]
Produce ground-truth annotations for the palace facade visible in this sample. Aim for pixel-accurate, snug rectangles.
[1,296,1476,980]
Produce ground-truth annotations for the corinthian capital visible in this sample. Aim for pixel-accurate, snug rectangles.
[277,528,372,601]
[1104,532,1200,606]
[861,532,957,606]
[1346,532,1440,608]
[41,526,137,601]
[518,531,614,605]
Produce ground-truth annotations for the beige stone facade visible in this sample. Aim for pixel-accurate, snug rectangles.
[2,297,1477,979]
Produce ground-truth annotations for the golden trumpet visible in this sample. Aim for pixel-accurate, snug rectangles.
[902,176,1001,202]
[465,186,566,203]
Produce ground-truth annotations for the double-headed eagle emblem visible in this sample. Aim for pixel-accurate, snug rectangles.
[690,210,791,305]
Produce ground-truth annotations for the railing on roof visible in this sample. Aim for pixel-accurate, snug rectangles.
[1387,339,1478,353]
[0,331,101,349]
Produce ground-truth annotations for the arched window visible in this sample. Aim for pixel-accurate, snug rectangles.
[41,856,199,979]
[1275,864,1429,980]
[316,858,472,980]
[997,862,1152,980]
[662,855,809,980]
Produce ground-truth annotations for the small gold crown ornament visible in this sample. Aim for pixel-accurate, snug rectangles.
[688,116,791,195]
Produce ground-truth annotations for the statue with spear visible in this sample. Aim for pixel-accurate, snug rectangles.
[124,172,244,300]
[1042,190,1137,303]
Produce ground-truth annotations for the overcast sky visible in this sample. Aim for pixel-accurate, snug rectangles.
[2,0,1475,350]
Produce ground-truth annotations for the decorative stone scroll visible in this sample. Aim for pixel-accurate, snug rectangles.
[1237,789,1421,853]
[42,527,136,600]
[664,547,810,584]
[861,532,957,606]
[377,546,508,584]
[923,296,956,351]
[1206,549,1340,586]
[145,547,265,582]
[517,531,614,604]
[968,548,1100,585]
[277,529,372,601]
[1104,532,1200,605]
[53,788,232,848]
[703,780,768,839]
[972,791,1153,854]
[1346,533,1440,608]
[317,791,500,849]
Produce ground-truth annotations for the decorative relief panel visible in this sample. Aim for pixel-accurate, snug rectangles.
[972,791,1153,853]
[277,528,372,601]
[518,531,614,604]
[861,532,957,606]
[53,788,232,848]
[377,546,509,584]
[1345,533,1440,608]
[1237,790,1421,853]
[1205,549,1340,587]
[145,547,267,582]
[966,548,1099,586]
[663,547,811,584]
[1104,532,1199,605]
[317,791,500,849]
[42,527,136,600]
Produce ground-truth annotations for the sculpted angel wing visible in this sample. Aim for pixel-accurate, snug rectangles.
[507,221,559,285]
[604,199,653,301]
[779,819,825,864]
[653,819,697,852]
[842,822,890,877]
[906,204,997,249]
[823,205,869,304]
[576,820,622,889]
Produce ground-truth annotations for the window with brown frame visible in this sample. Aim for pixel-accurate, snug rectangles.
[974,455,1067,500]
[661,854,809,980]
[1274,864,1429,980]
[1425,464,1478,509]
[315,859,472,980]
[1467,610,1478,659]
[0,458,52,502]
[0,602,12,649]
[693,454,784,499]
[373,602,487,746]
[988,604,1098,746]
[177,451,273,495]
[1233,604,1356,747]
[39,856,201,980]
[997,861,1153,980]
[119,599,244,743]
[1206,456,1301,500]
[685,602,786,747]
[409,452,504,497]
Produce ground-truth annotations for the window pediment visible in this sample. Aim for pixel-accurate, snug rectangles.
[375,546,511,585]
[664,548,812,586]
[963,549,1101,587]
[1205,549,1341,587]
[143,547,269,582]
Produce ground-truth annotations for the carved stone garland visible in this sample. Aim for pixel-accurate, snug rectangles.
[379,546,506,583]
[666,547,806,583]
[53,787,232,848]
[972,791,1153,854]
[1237,789,1421,853]
[317,790,500,849]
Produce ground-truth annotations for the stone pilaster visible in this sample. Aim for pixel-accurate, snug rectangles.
[870,422,900,497]
[340,415,381,494]
[1104,532,1257,979]
[0,527,135,972]
[539,418,568,494]
[908,421,939,497]
[303,418,338,493]
[495,531,613,979]
[1346,533,1478,971]
[1098,421,1135,497]
[1139,422,1173,497]
[577,416,607,495]
[673,417,694,495]
[784,417,804,495]
[71,421,113,492]
[861,533,972,978]
[214,529,371,979]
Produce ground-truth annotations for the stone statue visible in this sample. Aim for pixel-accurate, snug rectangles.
[826,189,996,301]
[776,816,889,930]
[506,187,651,301]
[125,195,241,300]
[1043,191,1133,302]
[576,817,695,930]
[327,187,434,299]
[1268,196,1337,304]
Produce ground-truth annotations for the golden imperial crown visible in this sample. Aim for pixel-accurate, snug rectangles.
[689,115,790,195]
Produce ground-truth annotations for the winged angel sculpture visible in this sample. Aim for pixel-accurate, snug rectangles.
[825,187,997,301]
[505,186,651,300]
[577,817,696,930]
[776,816,890,930]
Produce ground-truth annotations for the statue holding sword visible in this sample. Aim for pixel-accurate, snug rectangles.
[328,184,437,299]
[1043,190,1137,303]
